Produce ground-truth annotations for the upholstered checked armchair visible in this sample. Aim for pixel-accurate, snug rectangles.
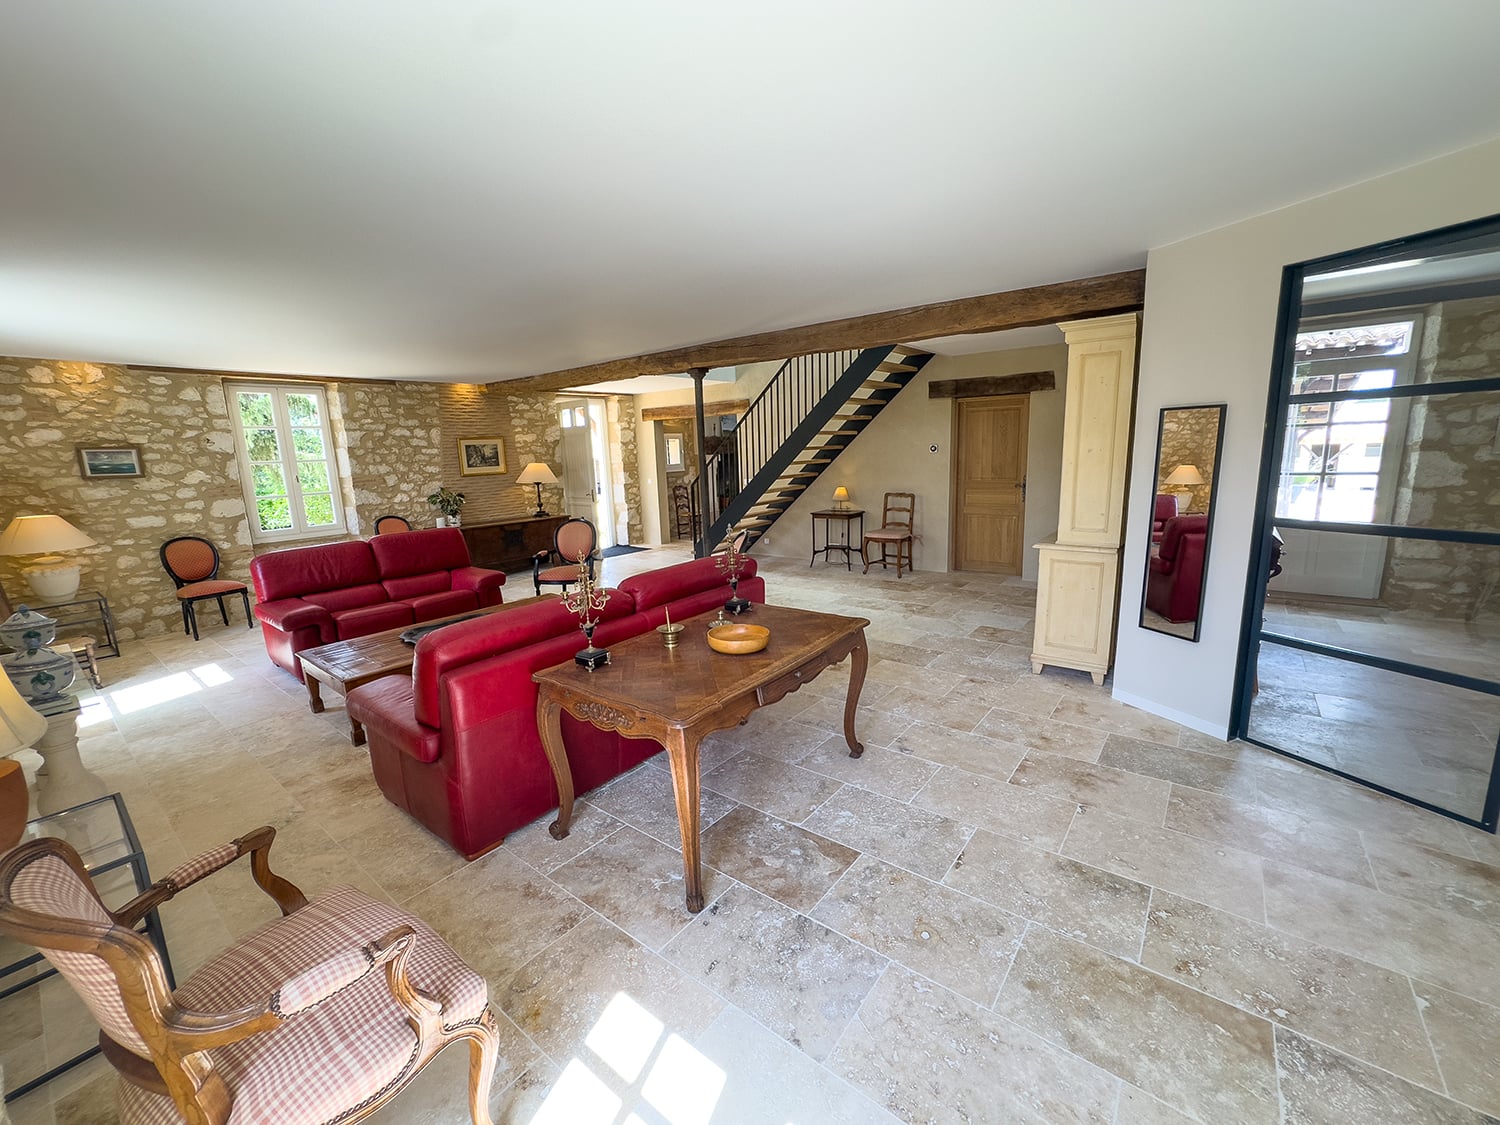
[0,826,499,1125]
[532,516,598,596]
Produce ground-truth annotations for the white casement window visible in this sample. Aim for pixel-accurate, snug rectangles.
[230,383,346,542]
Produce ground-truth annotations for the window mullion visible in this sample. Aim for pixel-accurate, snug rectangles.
[273,389,308,535]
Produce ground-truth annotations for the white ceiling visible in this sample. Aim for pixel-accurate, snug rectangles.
[3,2,1498,383]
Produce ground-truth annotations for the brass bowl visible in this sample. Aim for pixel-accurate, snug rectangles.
[706,623,770,655]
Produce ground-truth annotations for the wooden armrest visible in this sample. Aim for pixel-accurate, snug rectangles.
[113,826,308,927]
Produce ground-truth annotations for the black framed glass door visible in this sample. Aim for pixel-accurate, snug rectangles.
[1236,217,1500,831]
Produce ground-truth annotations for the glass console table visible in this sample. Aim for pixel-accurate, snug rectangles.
[0,793,173,1103]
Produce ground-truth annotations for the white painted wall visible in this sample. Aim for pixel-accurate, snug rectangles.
[754,345,1069,580]
[1115,136,1500,737]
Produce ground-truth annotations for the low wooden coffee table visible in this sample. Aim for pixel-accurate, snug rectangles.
[298,596,549,744]
[533,603,870,913]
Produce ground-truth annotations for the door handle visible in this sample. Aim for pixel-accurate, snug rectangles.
[1016,476,1027,500]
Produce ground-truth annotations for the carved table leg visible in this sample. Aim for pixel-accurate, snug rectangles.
[661,728,706,913]
[536,694,576,840]
[842,630,868,758]
[305,675,325,714]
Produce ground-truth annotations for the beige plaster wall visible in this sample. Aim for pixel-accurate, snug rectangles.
[1115,134,1500,737]
[753,345,1068,581]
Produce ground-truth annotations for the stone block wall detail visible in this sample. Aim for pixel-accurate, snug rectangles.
[1381,298,1500,617]
[1,357,653,642]
[1155,407,1221,515]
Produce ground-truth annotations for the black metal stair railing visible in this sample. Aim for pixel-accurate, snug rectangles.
[696,344,918,555]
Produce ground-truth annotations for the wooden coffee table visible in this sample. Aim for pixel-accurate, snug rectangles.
[533,603,870,913]
[298,596,549,744]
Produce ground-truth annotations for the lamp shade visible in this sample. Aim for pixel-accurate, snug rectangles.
[0,515,96,556]
[832,486,850,502]
[1163,464,1205,487]
[517,463,559,485]
[0,670,47,755]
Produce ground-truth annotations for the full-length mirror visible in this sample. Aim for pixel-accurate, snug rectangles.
[1139,404,1226,641]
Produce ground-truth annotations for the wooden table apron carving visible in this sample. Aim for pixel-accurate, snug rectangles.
[533,603,870,913]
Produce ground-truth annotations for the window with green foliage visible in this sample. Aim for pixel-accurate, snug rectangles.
[230,384,345,541]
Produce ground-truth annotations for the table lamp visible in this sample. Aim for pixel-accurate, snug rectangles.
[832,485,851,510]
[517,463,558,517]
[0,515,98,602]
[1163,464,1205,513]
[0,673,47,847]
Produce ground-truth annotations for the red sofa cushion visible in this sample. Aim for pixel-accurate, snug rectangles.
[404,590,479,620]
[350,677,441,763]
[304,583,391,612]
[371,528,472,579]
[331,602,413,638]
[619,556,758,611]
[250,541,379,602]
[383,572,451,600]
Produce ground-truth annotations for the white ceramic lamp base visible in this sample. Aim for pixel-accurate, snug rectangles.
[23,558,82,602]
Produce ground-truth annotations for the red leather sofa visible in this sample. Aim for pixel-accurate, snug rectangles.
[1151,494,1180,543]
[345,555,764,859]
[249,528,506,680]
[1146,515,1209,624]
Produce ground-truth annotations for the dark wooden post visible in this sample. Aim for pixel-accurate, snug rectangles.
[690,367,710,557]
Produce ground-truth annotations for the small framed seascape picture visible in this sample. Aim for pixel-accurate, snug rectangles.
[458,437,507,476]
[76,444,146,479]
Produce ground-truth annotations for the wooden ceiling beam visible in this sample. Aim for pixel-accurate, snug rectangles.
[499,269,1144,393]
[640,399,750,421]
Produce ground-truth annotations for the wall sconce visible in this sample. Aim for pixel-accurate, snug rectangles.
[517,463,559,518]
[1163,464,1205,513]
[0,515,98,602]
[832,485,851,511]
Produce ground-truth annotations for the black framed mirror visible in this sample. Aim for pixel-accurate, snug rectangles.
[1139,403,1226,641]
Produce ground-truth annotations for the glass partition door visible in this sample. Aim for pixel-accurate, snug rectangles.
[1239,218,1500,830]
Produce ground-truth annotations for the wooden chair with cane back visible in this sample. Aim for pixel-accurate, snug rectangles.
[0,825,500,1125]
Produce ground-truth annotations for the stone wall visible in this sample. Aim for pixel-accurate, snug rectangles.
[1,357,651,641]
[0,358,251,639]
[1381,298,1500,616]
[1154,406,1222,515]
[334,381,444,532]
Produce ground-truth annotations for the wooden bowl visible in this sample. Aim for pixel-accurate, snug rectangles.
[706,623,770,655]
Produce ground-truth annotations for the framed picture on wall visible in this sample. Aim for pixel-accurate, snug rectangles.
[76,444,146,479]
[458,438,507,476]
[663,433,684,470]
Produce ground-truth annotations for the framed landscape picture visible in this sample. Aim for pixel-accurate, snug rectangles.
[76,444,146,479]
[458,437,507,476]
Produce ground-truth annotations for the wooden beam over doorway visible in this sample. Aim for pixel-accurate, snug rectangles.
[640,399,750,422]
[499,269,1145,393]
[928,371,1056,399]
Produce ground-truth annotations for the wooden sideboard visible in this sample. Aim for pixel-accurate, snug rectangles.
[460,515,569,573]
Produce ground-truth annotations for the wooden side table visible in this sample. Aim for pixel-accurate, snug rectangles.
[810,509,864,570]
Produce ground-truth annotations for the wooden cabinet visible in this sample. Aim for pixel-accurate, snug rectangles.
[1031,314,1139,684]
[460,515,568,574]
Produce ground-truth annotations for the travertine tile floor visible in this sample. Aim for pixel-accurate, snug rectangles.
[1251,598,1500,822]
[7,551,1500,1124]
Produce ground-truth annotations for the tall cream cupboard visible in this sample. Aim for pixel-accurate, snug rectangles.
[1030,313,1139,685]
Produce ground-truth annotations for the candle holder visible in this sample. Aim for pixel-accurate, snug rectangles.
[560,553,610,670]
[716,526,752,616]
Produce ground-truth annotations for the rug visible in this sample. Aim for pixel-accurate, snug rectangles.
[600,544,648,558]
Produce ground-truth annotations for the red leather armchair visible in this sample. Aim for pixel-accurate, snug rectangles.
[1146,514,1209,624]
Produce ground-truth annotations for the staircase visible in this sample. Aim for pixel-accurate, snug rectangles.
[696,344,933,555]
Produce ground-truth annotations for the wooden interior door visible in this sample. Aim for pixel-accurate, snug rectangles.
[954,395,1028,574]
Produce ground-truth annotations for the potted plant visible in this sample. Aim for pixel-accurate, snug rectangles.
[426,487,467,527]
